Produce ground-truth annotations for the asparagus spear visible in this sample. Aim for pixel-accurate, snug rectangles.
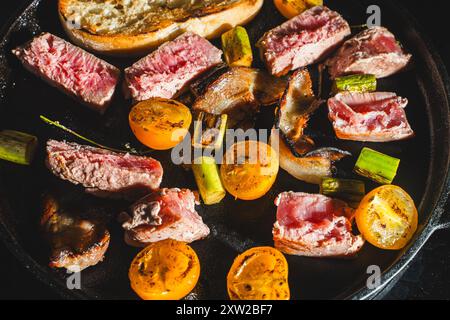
[0,130,38,165]
[192,156,226,205]
[354,148,400,184]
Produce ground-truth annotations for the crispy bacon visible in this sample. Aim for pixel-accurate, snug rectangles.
[273,192,364,257]
[121,188,210,246]
[327,92,414,142]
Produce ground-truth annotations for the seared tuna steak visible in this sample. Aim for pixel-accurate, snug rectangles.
[327,92,414,142]
[41,195,110,272]
[327,27,412,79]
[273,192,364,257]
[258,6,350,76]
[121,188,210,246]
[13,33,120,114]
[125,32,223,101]
[46,140,163,199]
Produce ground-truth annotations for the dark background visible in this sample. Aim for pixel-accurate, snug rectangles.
[0,0,449,300]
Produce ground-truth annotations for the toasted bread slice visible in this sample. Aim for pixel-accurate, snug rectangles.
[59,0,264,56]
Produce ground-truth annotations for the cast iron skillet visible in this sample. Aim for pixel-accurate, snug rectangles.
[0,0,449,300]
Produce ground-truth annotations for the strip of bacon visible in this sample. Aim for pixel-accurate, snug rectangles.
[273,192,364,257]
[327,92,414,142]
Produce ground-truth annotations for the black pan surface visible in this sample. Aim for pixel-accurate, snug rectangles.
[0,0,449,300]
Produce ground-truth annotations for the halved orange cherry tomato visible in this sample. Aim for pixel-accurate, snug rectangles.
[128,239,200,300]
[227,247,290,300]
[355,185,418,250]
[129,98,192,150]
[274,0,323,19]
[220,140,279,201]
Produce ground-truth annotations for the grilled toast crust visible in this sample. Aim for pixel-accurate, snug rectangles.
[59,0,263,56]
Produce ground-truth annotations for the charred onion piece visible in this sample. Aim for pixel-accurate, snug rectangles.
[354,147,400,184]
[192,112,227,150]
[192,67,286,128]
[41,195,110,272]
[221,26,253,67]
[271,129,333,185]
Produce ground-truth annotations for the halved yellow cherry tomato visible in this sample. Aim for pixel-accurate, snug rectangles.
[355,185,418,250]
[128,239,200,300]
[220,140,279,201]
[129,98,192,150]
[274,0,323,19]
[227,247,290,300]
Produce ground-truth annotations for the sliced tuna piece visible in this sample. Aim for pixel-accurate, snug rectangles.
[121,188,210,246]
[273,192,364,257]
[46,140,163,199]
[327,92,414,142]
[257,6,350,76]
[41,194,110,272]
[327,26,412,79]
[275,68,323,155]
[125,32,223,101]
[12,33,120,114]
